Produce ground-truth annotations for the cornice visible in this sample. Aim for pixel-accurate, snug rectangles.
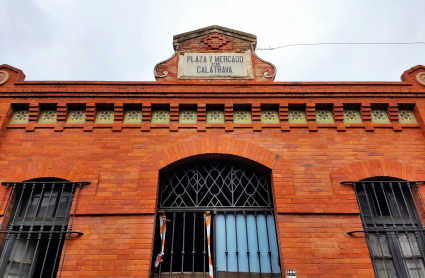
[10,81,414,86]
[2,79,425,98]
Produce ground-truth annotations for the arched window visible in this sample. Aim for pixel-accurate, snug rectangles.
[345,178,425,278]
[0,178,89,278]
[152,159,281,278]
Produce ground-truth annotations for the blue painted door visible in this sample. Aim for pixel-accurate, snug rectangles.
[215,212,280,273]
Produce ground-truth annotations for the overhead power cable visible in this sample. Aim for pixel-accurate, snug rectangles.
[256,42,425,51]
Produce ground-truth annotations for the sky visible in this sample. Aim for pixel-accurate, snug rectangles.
[0,0,424,82]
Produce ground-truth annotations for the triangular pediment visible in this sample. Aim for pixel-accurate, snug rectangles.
[173,25,257,50]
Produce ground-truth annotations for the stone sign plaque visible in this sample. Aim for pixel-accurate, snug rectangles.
[178,50,253,79]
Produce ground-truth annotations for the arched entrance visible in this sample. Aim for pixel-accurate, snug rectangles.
[151,159,281,278]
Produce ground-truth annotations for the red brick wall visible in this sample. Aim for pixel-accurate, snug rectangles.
[61,215,155,278]
[277,214,374,278]
[0,110,423,277]
[0,62,425,277]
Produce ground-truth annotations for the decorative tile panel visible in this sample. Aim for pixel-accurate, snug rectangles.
[152,110,170,123]
[288,110,306,124]
[67,110,86,123]
[179,110,197,124]
[316,110,334,123]
[233,111,252,124]
[398,110,417,123]
[371,109,390,123]
[261,110,279,124]
[207,110,224,123]
[38,110,57,123]
[124,110,142,123]
[10,110,29,124]
[343,110,362,123]
[95,110,114,123]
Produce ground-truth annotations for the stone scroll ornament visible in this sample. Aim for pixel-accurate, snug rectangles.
[205,211,214,278]
[0,70,10,85]
[153,211,170,272]
[252,48,277,78]
[416,72,425,87]
[153,51,177,78]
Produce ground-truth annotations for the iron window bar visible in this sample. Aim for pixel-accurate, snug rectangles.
[0,181,89,278]
[159,207,274,212]
[342,180,425,278]
[340,181,425,185]
[348,229,425,235]
[159,160,272,208]
[0,231,84,235]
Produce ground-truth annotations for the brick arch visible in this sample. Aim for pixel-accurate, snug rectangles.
[151,138,282,171]
[149,138,294,213]
[0,159,98,183]
[330,159,425,183]
[148,138,293,271]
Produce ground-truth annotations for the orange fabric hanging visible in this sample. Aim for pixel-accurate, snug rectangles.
[153,211,169,272]
[205,211,213,278]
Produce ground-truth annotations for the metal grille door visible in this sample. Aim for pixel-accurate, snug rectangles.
[153,159,281,278]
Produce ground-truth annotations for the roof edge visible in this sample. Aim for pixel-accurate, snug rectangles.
[0,64,26,82]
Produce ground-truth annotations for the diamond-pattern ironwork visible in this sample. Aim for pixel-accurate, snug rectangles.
[159,160,272,208]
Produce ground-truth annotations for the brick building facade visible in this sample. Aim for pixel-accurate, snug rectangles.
[0,25,425,278]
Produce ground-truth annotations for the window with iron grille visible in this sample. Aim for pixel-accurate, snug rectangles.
[343,179,425,278]
[0,179,89,278]
[152,159,281,278]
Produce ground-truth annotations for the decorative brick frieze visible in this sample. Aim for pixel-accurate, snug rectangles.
[6,101,422,134]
